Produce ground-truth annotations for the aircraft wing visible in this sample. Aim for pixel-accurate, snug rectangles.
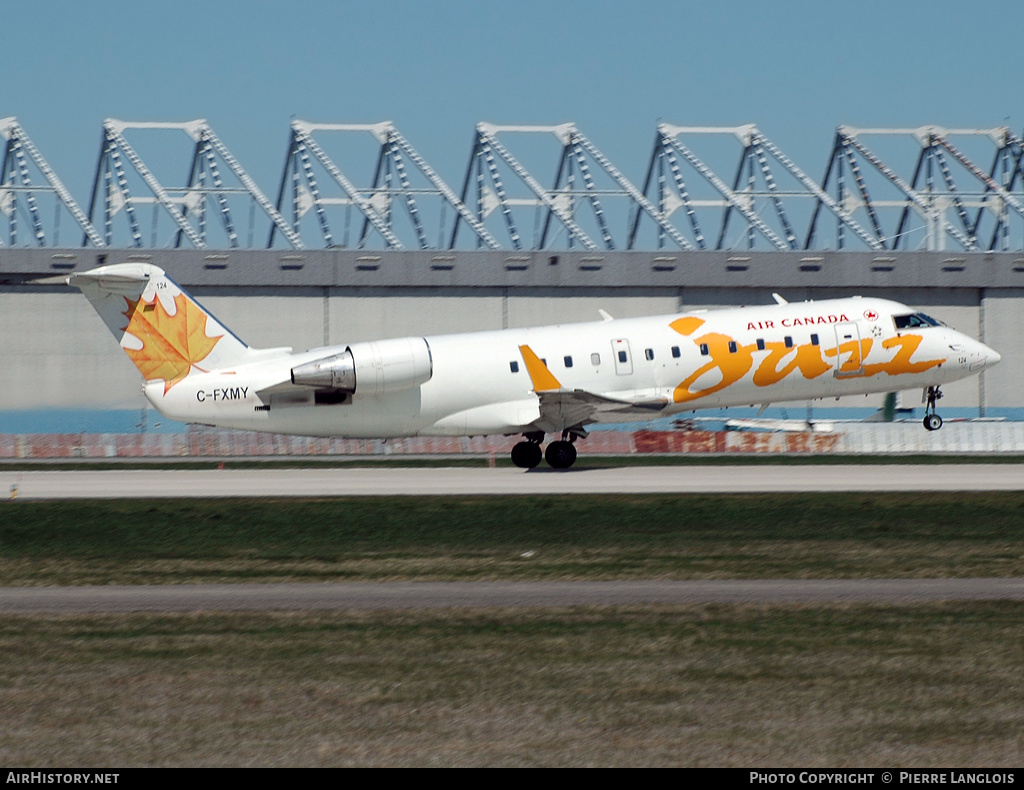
[532,389,667,432]
[518,344,667,432]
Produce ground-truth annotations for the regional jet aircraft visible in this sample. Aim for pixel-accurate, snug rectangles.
[70,263,1000,468]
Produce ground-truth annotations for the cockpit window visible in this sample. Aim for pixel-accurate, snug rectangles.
[893,312,943,329]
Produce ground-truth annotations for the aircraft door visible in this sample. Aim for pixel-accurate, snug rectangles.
[611,338,633,376]
[833,322,864,377]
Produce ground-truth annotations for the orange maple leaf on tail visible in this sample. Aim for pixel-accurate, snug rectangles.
[121,292,223,393]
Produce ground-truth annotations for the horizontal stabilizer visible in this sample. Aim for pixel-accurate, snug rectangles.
[69,266,152,286]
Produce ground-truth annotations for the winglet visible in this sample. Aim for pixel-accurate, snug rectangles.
[518,345,562,391]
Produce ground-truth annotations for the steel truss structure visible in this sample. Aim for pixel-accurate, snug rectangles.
[811,127,1024,252]
[273,121,499,250]
[0,118,102,247]
[450,123,690,252]
[86,120,298,249]
[1,118,1021,251]
[641,124,889,251]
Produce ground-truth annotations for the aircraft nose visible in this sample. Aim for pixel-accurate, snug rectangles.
[970,340,1001,370]
[955,332,1001,371]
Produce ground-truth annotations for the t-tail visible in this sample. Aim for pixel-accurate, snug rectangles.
[69,263,252,393]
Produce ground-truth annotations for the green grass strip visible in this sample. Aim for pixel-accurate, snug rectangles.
[3,493,1023,585]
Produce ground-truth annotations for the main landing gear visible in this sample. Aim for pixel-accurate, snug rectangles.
[510,433,543,469]
[510,430,580,469]
[923,385,944,431]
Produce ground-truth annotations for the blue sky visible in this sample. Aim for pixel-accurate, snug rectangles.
[4,0,1020,224]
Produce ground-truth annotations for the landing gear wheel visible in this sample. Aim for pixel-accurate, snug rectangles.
[923,385,944,432]
[545,440,577,469]
[511,441,542,469]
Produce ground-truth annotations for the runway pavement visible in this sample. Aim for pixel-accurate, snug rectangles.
[3,463,1024,499]
[2,579,1023,613]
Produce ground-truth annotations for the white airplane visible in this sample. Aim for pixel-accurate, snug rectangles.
[70,263,1001,469]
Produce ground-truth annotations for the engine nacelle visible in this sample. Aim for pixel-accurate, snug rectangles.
[290,350,356,391]
[290,337,432,396]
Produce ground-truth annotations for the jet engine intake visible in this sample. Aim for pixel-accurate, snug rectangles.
[290,337,432,396]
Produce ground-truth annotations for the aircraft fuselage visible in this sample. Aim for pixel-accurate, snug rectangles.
[150,296,997,438]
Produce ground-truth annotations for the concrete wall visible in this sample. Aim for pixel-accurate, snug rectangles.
[981,291,1024,412]
[0,291,144,411]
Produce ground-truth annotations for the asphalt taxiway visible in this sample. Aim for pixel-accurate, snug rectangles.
[3,463,1023,499]
[2,579,1022,613]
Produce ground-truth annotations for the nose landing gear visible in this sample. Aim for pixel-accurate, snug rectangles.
[510,430,581,469]
[923,385,944,431]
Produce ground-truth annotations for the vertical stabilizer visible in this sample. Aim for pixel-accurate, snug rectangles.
[69,263,251,392]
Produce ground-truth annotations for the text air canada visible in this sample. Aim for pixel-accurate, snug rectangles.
[747,314,850,331]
